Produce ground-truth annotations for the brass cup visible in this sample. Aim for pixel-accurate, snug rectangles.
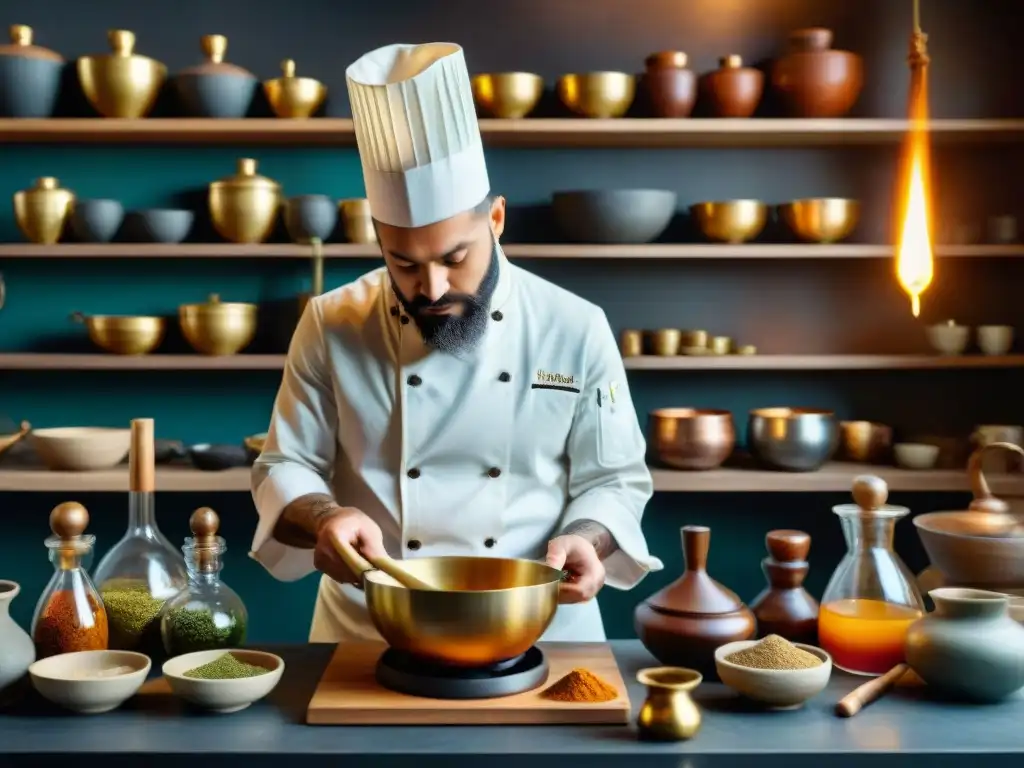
[636,667,703,741]
[77,29,167,118]
[681,330,708,349]
[736,344,757,355]
[263,59,326,119]
[690,200,768,244]
[620,329,643,357]
[556,72,636,119]
[648,408,736,471]
[839,420,892,463]
[708,336,732,355]
[13,177,74,244]
[178,294,257,356]
[71,312,166,355]
[779,198,860,244]
[471,72,544,119]
[651,329,682,356]
[208,158,282,244]
[339,198,377,244]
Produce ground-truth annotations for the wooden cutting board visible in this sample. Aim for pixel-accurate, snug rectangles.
[306,641,631,725]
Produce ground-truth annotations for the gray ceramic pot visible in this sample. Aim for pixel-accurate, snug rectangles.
[905,587,1024,702]
[174,34,257,118]
[0,581,35,705]
[70,199,125,243]
[284,195,338,243]
[552,189,677,244]
[0,25,64,118]
[124,209,194,243]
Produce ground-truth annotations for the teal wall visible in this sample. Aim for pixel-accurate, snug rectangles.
[2,0,1024,641]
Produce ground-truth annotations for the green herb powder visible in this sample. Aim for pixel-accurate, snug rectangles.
[183,652,270,680]
[164,606,246,656]
[101,582,167,651]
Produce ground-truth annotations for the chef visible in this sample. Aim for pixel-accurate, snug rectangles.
[250,42,663,644]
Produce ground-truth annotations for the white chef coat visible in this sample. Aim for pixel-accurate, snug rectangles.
[250,245,663,643]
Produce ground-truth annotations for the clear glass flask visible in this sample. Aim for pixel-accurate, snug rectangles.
[31,502,109,659]
[93,418,187,653]
[818,475,925,676]
[160,507,248,657]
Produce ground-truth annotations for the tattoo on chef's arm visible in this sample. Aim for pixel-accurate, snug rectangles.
[272,493,341,548]
[560,519,619,560]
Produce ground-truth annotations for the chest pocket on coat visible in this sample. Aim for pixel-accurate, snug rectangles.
[520,383,579,463]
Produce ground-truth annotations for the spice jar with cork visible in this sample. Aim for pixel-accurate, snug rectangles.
[160,507,248,656]
[749,530,820,644]
[31,501,109,659]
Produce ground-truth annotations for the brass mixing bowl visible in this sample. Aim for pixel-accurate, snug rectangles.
[690,200,768,244]
[359,557,561,667]
[71,311,166,355]
[13,177,74,245]
[471,72,544,119]
[178,294,257,356]
[208,158,282,244]
[648,408,736,471]
[557,72,635,119]
[339,198,376,244]
[779,198,860,243]
[263,59,326,119]
[77,29,167,118]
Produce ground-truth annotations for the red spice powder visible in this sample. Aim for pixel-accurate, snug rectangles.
[541,667,618,703]
[33,589,109,659]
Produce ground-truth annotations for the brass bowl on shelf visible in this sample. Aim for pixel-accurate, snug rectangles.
[690,200,768,244]
[556,72,635,119]
[77,29,167,118]
[71,311,166,355]
[263,59,326,119]
[13,177,74,244]
[471,73,544,119]
[208,158,282,244]
[178,294,257,356]
[648,408,736,471]
[339,198,376,244]
[779,198,860,243]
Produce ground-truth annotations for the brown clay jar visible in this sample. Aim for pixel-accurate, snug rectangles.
[699,55,763,118]
[749,530,820,644]
[642,51,696,118]
[771,28,864,118]
[634,525,756,678]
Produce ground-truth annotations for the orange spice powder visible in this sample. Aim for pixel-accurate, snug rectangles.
[541,667,618,703]
[33,589,108,659]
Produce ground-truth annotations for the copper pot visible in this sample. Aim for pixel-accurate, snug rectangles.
[699,55,763,118]
[642,51,696,118]
[771,28,863,118]
[648,408,735,470]
[634,525,757,678]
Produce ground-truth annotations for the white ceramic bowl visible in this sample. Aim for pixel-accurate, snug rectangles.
[925,322,969,355]
[977,325,1014,356]
[162,649,284,713]
[714,640,832,709]
[894,442,940,469]
[29,650,151,714]
[30,427,131,471]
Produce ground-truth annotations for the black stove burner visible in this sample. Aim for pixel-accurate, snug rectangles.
[376,646,549,700]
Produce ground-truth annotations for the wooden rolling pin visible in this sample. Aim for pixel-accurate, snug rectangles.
[835,663,910,717]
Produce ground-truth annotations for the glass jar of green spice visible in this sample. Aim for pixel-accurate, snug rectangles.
[160,507,247,657]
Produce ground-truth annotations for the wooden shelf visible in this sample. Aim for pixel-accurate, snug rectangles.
[5,353,1024,371]
[0,462,1010,494]
[0,118,1022,147]
[1,243,1022,260]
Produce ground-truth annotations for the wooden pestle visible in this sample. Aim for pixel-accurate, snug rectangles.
[835,663,910,717]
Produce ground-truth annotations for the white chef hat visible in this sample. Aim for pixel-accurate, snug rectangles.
[345,43,490,229]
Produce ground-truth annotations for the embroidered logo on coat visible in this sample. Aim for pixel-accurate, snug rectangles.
[532,369,580,393]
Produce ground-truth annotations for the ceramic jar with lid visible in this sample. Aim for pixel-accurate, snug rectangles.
[634,525,756,677]
[642,51,696,118]
[208,158,282,244]
[699,55,763,118]
[749,530,819,644]
[174,34,257,119]
[0,24,64,117]
[771,28,863,118]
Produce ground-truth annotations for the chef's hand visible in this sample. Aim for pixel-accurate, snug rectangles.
[313,506,388,587]
[545,534,606,604]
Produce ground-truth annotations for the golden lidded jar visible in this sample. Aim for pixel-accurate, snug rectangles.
[636,666,703,741]
[178,294,257,356]
[263,59,326,119]
[13,177,74,244]
[208,158,282,244]
[77,29,167,119]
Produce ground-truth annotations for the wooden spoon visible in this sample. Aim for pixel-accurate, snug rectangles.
[330,534,440,591]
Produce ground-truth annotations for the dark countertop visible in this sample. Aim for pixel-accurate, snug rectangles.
[0,640,1021,768]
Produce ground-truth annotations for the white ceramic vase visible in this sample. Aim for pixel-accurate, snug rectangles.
[0,580,36,704]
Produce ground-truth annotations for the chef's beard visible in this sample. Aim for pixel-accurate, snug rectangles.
[392,244,500,355]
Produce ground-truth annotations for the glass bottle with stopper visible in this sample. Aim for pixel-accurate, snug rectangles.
[818,475,925,676]
[160,507,247,656]
[31,501,109,659]
[92,418,187,654]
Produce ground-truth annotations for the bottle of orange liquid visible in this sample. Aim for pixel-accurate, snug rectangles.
[818,475,925,676]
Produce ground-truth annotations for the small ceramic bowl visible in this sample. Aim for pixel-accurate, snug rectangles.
[29,650,151,714]
[714,641,832,709]
[977,325,1014,356]
[162,649,284,713]
[125,209,195,244]
[925,321,969,355]
[894,442,940,469]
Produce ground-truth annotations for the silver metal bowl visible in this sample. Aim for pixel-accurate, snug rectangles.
[748,407,838,472]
